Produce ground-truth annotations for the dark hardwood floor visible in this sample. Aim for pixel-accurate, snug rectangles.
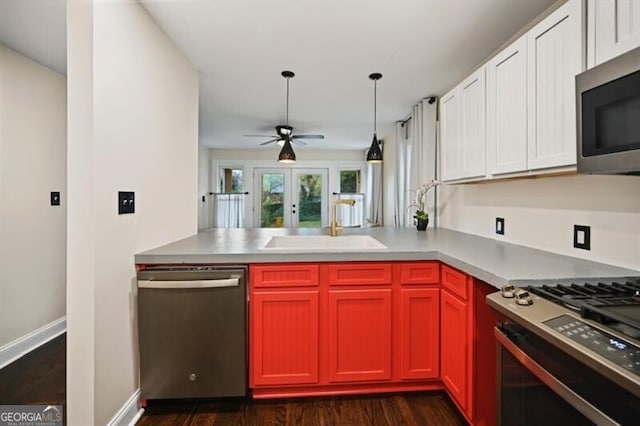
[138,392,466,425]
[0,334,66,406]
[0,335,466,425]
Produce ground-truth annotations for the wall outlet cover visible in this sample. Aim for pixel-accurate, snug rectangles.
[496,217,505,235]
[50,191,60,206]
[118,191,135,215]
[573,225,590,250]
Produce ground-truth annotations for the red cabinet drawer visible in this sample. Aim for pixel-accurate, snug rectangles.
[399,262,440,285]
[251,264,319,288]
[441,265,469,300]
[328,263,392,286]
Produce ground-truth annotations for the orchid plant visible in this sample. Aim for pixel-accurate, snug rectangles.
[408,179,440,221]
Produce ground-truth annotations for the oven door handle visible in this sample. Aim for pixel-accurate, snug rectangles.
[495,327,620,426]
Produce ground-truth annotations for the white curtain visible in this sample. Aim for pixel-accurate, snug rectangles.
[395,98,438,227]
[336,193,365,227]
[212,193,245,228]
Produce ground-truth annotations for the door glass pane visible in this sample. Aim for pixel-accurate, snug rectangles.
[297,173,322,228]
[261,173,284,227]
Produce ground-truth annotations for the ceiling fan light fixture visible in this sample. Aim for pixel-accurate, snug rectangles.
[278,138,296,163]
[366,72,383,163]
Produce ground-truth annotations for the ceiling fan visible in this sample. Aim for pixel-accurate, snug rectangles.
[244,70,325,147]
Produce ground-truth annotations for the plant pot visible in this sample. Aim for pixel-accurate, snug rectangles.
[416,217,429,231]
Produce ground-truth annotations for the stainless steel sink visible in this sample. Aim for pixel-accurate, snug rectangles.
[259,235,388,252]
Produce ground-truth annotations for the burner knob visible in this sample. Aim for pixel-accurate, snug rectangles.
[501,284,516,298]
[514,290,534,306]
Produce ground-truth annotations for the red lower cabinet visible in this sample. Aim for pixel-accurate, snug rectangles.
[328,289,392,382]
[399,287,440,380]
[251,290,319,386]
[440,289,470,413]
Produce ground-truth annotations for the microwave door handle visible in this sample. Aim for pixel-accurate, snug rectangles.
[138,276,240,289]
[494,327,620,426]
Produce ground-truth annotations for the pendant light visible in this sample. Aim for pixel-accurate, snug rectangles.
[278,71,296,163]
[366,72,383,163]
[278,138,296,163]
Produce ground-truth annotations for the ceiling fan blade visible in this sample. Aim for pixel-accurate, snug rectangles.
[292,134,325,140]
[244,134,278,138]
[259,138,280,146]
[292,140,307,147]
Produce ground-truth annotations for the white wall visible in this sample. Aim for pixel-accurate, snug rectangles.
[0,46,67,347]
[198,145,211,231]
[438,174,640,270]
[67,0,199,424]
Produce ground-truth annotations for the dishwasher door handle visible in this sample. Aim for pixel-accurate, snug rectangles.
[138,276,240,289]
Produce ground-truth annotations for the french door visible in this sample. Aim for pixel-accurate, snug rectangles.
[253,168,328,228]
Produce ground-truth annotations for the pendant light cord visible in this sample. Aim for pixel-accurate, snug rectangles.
[285,76,290,126]
[373,79,377,134]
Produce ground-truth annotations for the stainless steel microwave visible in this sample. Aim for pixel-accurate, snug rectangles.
[576,45,640,174]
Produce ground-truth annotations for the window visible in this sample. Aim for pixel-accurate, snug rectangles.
[340,169,361,193]
[220,167,243,193]
[337,169,364,227]
[213,167,246,228]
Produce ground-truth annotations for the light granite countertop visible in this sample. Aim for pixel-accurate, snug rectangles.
[135,227,640,289]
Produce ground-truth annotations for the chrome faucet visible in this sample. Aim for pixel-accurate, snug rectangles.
[330,199,356,237]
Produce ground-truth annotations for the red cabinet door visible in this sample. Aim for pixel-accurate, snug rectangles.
[399,287,440,380]
[251,290,319,386]
[440,289,469,412]
[328,289,392,383]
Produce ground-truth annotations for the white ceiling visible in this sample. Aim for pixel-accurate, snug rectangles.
[0,0,557,151]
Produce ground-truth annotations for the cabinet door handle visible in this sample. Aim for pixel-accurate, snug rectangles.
[138,276,240,289]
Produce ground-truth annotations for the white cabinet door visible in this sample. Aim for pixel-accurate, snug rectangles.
[440,87,460,182]
[487,36,528,175]
[527,0,583,170]
[589,0,640,67]
[459,68,486,179]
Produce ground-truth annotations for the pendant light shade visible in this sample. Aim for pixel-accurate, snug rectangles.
[366,73,383,163]
[278,138,296,163]
[367,133,383,163]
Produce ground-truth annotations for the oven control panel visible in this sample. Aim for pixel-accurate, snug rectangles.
[544,315,640,376]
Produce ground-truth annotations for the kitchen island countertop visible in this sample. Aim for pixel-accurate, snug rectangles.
[135,227,640,289]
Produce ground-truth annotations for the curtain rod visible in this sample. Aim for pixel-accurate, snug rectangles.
[399,96,438,127]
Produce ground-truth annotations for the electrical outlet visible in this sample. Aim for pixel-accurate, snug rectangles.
[496,217,505,235]
[573,225,590,250]
[50,191,60,206]
[118,191,135,214]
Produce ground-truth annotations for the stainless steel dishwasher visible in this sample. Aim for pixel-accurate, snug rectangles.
[137,265,247,400]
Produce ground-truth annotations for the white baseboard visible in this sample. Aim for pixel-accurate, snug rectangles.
[107,388,144,426]
[0,317,66,370]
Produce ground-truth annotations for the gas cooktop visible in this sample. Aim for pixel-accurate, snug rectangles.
[526,278,640,340]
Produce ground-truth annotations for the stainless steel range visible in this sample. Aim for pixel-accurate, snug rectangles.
[487,278,640,426]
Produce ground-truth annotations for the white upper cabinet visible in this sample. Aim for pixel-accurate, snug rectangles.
[588,0,640,67]
[439,0,583,182]
[440,88,460,181]
[527,0,584,170]
[487,36,528,175]
[459,68,486,179]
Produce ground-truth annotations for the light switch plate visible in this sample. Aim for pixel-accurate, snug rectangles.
[118,191,135,214]
[496,217,505,235]
[50,191,60,206]
[573,225,590,250]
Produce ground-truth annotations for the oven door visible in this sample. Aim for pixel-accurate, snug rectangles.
[496,323,639,426]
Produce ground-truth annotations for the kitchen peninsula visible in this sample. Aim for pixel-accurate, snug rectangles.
[135,227,639,425]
